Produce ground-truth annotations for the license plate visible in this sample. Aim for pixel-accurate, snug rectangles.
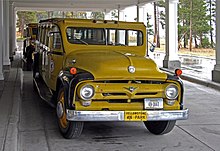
[125,111,147,121]
[144,98,163,109]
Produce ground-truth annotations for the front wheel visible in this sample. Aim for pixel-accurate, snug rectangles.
[144,120,176,135]
[56,87,84,139]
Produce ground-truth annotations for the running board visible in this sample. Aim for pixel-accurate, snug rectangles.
[33,78,56,108]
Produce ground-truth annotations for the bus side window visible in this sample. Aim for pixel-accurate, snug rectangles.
[53,33,61,49]
[51,26,62,50]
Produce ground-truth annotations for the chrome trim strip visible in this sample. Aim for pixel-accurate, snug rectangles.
[66,109,188,121]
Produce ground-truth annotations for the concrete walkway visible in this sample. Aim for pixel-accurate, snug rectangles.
[0,60,21,151]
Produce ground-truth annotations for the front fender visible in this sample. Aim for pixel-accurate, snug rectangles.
[167,74,184,110]
[57,70,94,109]
[57,71,73,109]
[68,72,94,109]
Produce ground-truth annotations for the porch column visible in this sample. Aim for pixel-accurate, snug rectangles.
[0,0,4,81]
[212,0,220,82]
[3,0,11,70]
[163,0,180,70]
[9,2,16,61]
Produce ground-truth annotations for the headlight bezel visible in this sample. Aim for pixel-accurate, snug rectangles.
[79,84,95,101]
[165,84,179,100]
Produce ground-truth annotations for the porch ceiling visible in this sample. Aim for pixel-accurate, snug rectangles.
[11,0,156,11]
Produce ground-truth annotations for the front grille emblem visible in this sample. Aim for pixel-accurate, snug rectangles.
[124,86,137,93]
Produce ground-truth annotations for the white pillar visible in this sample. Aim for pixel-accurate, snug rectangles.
[14,9,17,54]
[9,2,16,61]
[212,0,220,82]
[163,0,180,70]
[3,0,11,69]
[0,0,4,80]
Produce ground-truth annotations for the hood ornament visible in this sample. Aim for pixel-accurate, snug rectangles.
[124,86,137,93]
[128,65,136,73]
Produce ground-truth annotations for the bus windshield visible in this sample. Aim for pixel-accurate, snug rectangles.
[66,27,143,46]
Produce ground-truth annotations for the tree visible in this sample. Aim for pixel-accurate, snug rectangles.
[192,0,211,48]
[90,12,105,20]
[76,12,87,19]
[153,0,165,48]
[36,11,48,21]
[153,2,159,47]
[111,9,118,20]
[178,0,191,49]
[146,13,154,36]
[189,0,193,51]
[206,0,216,48]
[17,11,37,37]
[178,0,211,50]
[157,0,166,30]
[65,12,74,18]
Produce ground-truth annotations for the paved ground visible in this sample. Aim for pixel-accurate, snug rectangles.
[19,71,220,151]
[0,60,21,151]
[1,60,220,151]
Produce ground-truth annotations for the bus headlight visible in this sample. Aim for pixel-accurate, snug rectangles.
[80,85,95,101]
[165,84,179,100]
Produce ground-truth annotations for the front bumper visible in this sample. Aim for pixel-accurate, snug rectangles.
[66,109,189,121]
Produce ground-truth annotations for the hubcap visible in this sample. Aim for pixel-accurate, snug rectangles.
[57,91,68,128]
[57,101,64,118]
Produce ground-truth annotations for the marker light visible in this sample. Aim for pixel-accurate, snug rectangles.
[175,69,182,76]
[70,67,77,75]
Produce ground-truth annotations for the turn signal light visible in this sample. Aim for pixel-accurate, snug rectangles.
[70,67,77,75]
[175,69,182,76]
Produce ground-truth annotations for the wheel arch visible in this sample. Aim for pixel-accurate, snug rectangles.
[56,70,94,109]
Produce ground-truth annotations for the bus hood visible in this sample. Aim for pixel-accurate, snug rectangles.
[65,50,167,81]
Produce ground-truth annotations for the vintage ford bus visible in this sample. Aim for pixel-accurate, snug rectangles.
[33,18,188,139]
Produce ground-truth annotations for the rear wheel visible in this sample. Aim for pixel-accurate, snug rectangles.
[56,87,84,139]
[144,120,176,135]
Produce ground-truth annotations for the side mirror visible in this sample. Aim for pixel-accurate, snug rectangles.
[149,43,156,52]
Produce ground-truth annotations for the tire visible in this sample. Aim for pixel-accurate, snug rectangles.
[56,87,84,139]
[144,120,176,135]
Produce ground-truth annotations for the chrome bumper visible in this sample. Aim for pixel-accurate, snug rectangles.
[66,109,188,121]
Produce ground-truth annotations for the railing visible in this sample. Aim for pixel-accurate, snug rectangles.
[149,51,216,80]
